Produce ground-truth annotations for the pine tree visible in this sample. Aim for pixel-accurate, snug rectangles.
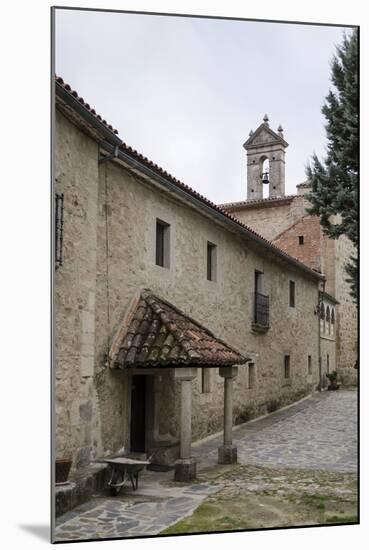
[306,30,358,302]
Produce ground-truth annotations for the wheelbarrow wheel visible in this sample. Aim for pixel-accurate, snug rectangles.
[109,468,124,496]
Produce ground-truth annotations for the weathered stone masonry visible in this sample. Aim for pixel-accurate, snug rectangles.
[221,119,357,386]
[55,102,322,480]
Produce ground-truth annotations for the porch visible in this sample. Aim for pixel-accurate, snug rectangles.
[107,289,250,481]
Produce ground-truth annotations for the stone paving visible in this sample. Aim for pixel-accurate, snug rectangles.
[194,389,357,472]
[54,389,357,542]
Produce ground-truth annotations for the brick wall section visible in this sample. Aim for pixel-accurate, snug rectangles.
[272,216,323,272]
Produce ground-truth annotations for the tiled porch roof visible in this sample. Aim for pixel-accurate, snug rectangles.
[108,290,249,368]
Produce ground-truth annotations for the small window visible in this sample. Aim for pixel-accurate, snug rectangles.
[284,355,290,379]
[248,363,255,389]
[156,219,170,268]
[308,355,312,375]
[289,280,295,308]
[207,241,217,281]
[327,354,330,374]
[255,270,263,293]
[298,235,304,245]
[201,368,211,393]
[331,309,335,335]
[320,302,325,333]
[326,306,330,334]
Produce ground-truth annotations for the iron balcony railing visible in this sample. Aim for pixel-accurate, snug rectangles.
[254,292,270,327]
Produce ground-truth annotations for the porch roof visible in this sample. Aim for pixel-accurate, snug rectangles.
[108,289,249,368]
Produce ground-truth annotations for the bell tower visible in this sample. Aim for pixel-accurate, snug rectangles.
[243,115,289,200]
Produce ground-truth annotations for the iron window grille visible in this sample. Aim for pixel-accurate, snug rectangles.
[55,193,64,269]
[254,292,269,327]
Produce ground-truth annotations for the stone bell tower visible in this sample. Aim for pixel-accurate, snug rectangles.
[243,115,289,200]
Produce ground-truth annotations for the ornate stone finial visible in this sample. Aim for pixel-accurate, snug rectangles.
[263,114,269,125]
[249,129,254,137]
[278,124,284,137]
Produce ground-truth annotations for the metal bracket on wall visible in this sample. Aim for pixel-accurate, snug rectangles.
[99,144,119,164]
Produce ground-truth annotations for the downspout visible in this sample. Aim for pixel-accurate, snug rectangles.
[318,279,326,392]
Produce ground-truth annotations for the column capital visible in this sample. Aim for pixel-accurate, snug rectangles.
[219,366,238,379]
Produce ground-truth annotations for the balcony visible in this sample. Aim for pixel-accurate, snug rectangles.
[252,292,270,333]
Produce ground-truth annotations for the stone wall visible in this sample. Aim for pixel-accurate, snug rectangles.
[55,110,321,476]
[334,234,358,385]
[231,195,307,242]
[54,112,103,472]
[93,134,320,459]
[228,193,358,387]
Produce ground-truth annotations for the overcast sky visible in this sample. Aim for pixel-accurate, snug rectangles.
[55,9,352,204]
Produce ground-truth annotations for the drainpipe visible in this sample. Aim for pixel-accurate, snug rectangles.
[318,279,326,392]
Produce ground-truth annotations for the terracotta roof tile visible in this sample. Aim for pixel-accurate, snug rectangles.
[109,290,249,368]
[56,75,119,135]
[219,195,296,211]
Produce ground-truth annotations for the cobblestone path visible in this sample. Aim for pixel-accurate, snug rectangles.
[194,389,357,472]
[54,389,357,542]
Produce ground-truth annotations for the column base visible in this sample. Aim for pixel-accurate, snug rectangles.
[218,445,237,464]
[174,458,197,482]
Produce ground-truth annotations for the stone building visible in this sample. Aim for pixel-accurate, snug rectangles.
[220,116,358,387]
[53,78,354,513]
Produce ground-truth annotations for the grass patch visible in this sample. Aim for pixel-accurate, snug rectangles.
[161,502,251,535]
[300,494,327,510]
[325,515,358,524]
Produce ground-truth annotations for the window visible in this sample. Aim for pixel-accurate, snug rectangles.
[200,368,211,393]
[284,355,291,379]
[156,219,170,268]
[207,241,217,281]
[326,306,330,334]
[298,235,304,245]
[331,309,335,336]
[327,354,330,374]
[248,363,255,389]
[320,302,325,333]
[289,280,295,308]
[254,270,269,327]
[255,270,263,293]
[308,355,312,375]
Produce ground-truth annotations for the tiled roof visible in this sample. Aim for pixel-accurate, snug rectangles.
[296,181,311,188]
[320,290,339,305]
[56,76,119,135]
[219,195,296,211]
[55,76,324,282]
[108,290,249,368]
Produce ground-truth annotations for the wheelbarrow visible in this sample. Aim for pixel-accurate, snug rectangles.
[100,455,151,496]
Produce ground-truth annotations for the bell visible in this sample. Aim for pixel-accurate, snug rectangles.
[261,171,269,184]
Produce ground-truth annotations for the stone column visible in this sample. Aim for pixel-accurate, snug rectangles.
[218,366,238,464]
[174,366,197,481]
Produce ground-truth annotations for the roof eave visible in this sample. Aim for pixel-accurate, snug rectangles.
[55,80,123,147]
[56,81,323,283]
[100,140,323,282]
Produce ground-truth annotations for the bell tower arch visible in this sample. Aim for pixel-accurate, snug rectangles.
[243,115,289,200]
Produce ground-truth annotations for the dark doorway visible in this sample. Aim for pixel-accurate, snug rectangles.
[130,375,146,453]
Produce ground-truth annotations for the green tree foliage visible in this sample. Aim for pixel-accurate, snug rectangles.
[306,30,358,301]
